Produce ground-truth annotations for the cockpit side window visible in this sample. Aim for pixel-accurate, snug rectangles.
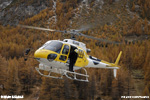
[44,41,63,53]
[62,45,69,55]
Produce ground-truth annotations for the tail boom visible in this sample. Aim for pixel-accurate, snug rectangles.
[86,51,122,78]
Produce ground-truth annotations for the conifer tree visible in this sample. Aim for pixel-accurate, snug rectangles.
[5,58,21,95]
[0,55,7,95]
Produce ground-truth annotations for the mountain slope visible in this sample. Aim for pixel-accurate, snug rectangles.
[0,0,53,25]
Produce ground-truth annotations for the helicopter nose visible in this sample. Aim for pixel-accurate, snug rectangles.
[34,50,48,59]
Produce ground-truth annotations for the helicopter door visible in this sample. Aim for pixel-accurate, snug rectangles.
[58,44,70,63]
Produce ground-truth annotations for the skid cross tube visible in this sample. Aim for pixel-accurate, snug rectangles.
[35,67,63,79]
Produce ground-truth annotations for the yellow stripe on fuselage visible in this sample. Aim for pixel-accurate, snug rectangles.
[101,60,119,67]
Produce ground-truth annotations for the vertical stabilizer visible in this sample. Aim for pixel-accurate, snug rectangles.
[115,51,122,65]
[114,51,122,79]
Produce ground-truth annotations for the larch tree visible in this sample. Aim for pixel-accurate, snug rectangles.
[0,55,8,95]
[5,58,21,95]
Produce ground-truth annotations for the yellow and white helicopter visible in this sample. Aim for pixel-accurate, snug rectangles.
[21,25,122,82]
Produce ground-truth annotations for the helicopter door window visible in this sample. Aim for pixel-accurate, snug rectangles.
[59,45,70,61]
[62,45,69,55]
[78,49,84,58]
[59,55,67,61]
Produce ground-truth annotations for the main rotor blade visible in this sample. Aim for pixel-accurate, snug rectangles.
[78,33,120,44]
[18,25,121,44]
[19,25,59,32]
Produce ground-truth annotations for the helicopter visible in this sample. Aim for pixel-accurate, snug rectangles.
[21,25,122,82]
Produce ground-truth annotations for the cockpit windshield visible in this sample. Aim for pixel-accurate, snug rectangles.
[44,41,63,53]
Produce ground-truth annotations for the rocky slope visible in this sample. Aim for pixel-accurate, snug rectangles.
[0,0,122,26]
[0,0,53,25]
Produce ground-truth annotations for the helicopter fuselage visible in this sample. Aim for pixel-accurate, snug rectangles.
[34,39,89,72]
[34,39,122,79]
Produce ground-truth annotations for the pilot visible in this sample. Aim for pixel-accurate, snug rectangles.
[69,49,78,72]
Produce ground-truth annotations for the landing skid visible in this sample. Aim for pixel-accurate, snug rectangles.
[35,67,89,82]
[64,68,89,82]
